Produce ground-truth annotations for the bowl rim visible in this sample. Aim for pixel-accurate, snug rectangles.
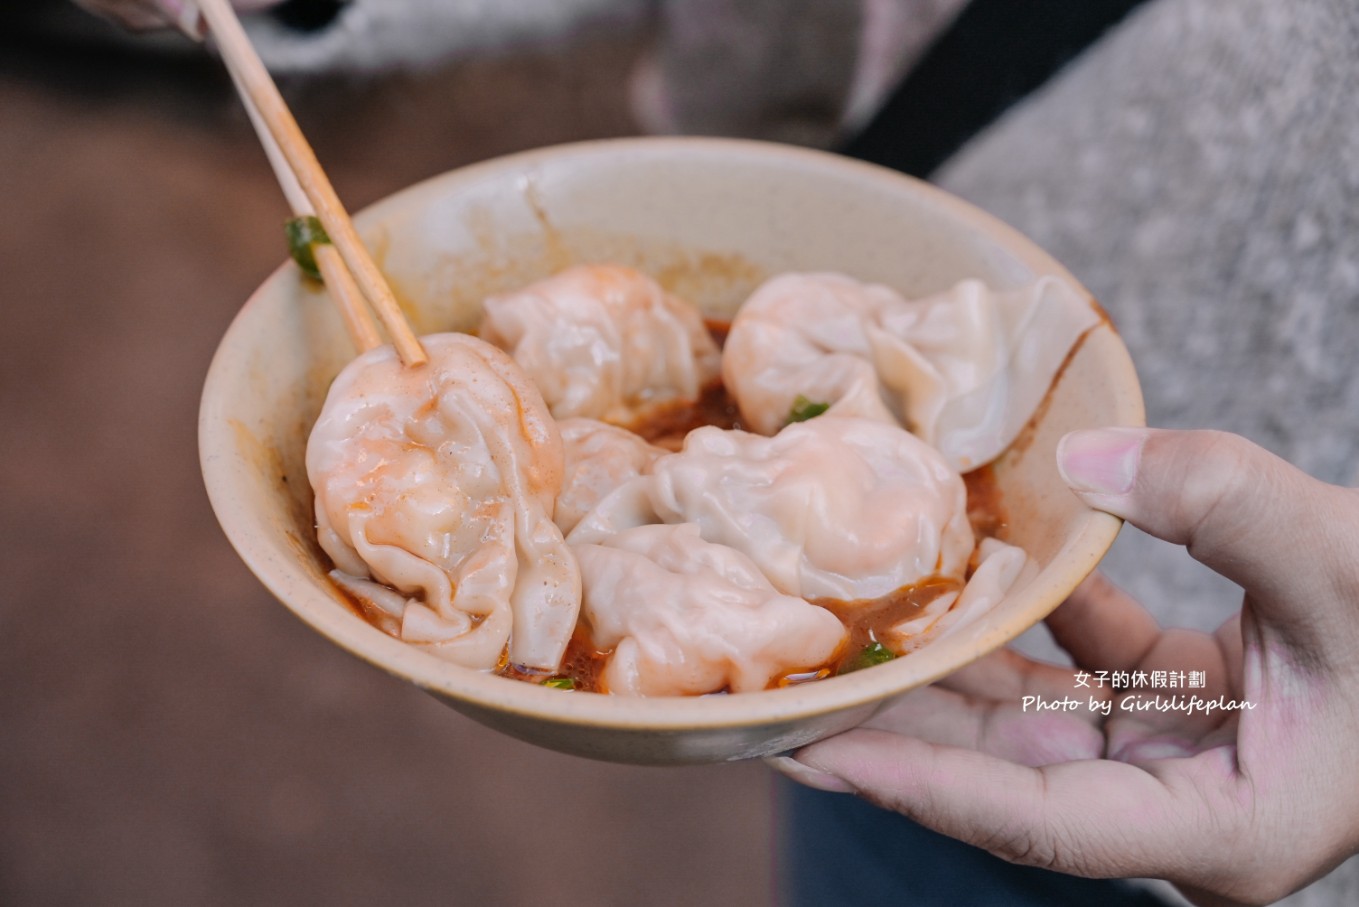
[199,135,1143,735]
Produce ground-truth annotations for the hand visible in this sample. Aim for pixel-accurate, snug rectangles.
[72,0,282,35]
[776,428,1359,906]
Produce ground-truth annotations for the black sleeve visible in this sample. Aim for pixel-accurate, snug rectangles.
[839,0,1156,179]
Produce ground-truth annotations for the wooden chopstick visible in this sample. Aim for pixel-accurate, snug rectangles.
[192,0,427,367]
[225,63,383,354]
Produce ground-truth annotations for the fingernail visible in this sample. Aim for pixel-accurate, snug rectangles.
[765,756,856,794]
[1057,428,1148,496]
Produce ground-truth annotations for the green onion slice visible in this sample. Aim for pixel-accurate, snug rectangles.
[787,395,830,424]
[840,641,896,675]
[284,215,331,281]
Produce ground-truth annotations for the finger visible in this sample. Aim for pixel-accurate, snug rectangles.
[939,646,1097,702]
[794,729,1232,882]
[1057,428,1359,655]
[865,686,1106,765]
[1213,611,1244,695]
[1044,571,1160,672]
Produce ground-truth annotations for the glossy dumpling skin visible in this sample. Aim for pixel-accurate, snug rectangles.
[881,538,1036,652]
[722,272,1101,470]
[306,333,581,672]
[873,276,1101,470]
[719,272,901,436]
[571,415,974,602]
[555,419,664,535]
[479,264,722,426]
[575,524,847,696]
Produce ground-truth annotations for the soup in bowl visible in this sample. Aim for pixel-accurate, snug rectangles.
[199,137,1143,764]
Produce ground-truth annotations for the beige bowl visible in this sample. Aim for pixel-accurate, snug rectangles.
[200,138,1143,765]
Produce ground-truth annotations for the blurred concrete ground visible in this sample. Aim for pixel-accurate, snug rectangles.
[0,10,773,906]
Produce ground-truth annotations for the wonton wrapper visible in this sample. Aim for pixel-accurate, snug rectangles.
[882,538,1036,651]
[576,524,847,696]
[480,264,721,427]
[555,418,665,534]
[722,273,1100,470]
[570,415,974,602]
[306,333,581,671]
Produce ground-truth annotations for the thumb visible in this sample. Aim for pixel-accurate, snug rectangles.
[1056,428,1359,645]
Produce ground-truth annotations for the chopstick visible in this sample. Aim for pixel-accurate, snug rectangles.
[228,66,383,354]
[191,0,428,367]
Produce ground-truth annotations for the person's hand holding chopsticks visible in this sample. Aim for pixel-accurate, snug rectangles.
[74,0,427,367]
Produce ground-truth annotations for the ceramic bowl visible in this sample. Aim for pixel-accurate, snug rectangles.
[200,137,1144,765]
